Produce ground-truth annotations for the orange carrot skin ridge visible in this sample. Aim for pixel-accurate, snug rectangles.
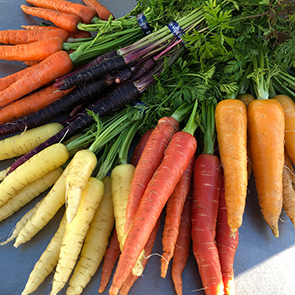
[109,131,197,295]
[125,117,179,233]
[0,85,73,124]
[191,153,224,295]
[171,190,192,295]
[215,99,248,234]
[0,37,64,62]
[130,129,153,167]
[0,63,39,92]
[216,176,239,295]
[161,155,194,278]
[0,51,73,109]
[119,217,161,295]
[247,99,285,237]
[0,28,69,44]
[26,0,97,24]
[82,0,115,21]
[98,229,121,293]
[21,5,81,33]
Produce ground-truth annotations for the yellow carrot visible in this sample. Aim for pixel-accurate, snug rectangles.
[0,143,69,206]
[21,214,67,295]
[65,149,97,223]
[0,168,63,222]
[66,176,114,295]
[0,123,63,161]
[13,165,69,247]
[50,177,104,295]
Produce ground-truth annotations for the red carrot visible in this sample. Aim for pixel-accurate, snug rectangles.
[171,191,192,295]
[0,37,64,62]
[191,103,224,295]
[82,0,115,21]
[161,156,194,278]
[0,28,69,44]
[26,0,96,24]
[119,217,160,295]
[21,5,82,33]
[98,229,121,293]
[0,50,73,109]
[216,176,239,295]
[130,129,153,166]
[0,64,39,92]
[109,100,198,295]
[0,85,73,124]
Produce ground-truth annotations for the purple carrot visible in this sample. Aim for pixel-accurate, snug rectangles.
[130,57,156,82]
[0,78,113,136]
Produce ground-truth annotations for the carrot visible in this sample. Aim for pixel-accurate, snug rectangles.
[0,50,73,109]
[65,149,97,223]
[248,98,284,237]
[130,129,153,167]
[98,229,120,293]
[119,217,160,295]
[66,176,114,295]
[171,191,192,295]
[0,28,69,44]
[274,95,295,166]
[26,0,97,24]
[215,99,248,234]
[0,64,39,92]
[21,5,82,33]
[21,214,67,295]
[282,149,295,227]
[13,164,70,247]
[216,176,239,295]
[109,100,198,295]
[125,117,179,233]
[161,156,194,278]
[0,123,63,161]
[50,176,104,295]
[0,168,63,222]
[0,85,73,124]
[0,37,64,62]
[0,143,69,207]
[82,0,115,21]
[237,93,255,107]
[21,25,59,30]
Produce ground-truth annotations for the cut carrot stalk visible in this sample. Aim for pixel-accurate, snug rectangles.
[109,99,198,295]
[0,37,64,62]
[26,0,97,24]
[171,191,192,295]
[21,5,82,33]
[0,50,73,109]
[82,0,115,21]
[215,98,248,235]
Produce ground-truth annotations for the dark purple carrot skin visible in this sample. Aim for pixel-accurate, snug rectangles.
[0,78,112,136]
[7,82,140,174]
[114,67,133,84]
[58,55,126,90]
[54,50,118,87]
[130,57,156,82]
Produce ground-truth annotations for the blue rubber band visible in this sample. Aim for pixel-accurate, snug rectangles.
[137,13,153,35]
[167,20,185,45]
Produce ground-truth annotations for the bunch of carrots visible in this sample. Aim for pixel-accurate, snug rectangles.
[1,0,295,295]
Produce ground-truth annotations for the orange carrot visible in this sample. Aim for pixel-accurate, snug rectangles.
[237,93,255,107]
[247,99,285,237]
[274,95,295,166]
[161,156,194,278]
[119,217,160,295]
[215,99,248,235]
[68,30,92,39]
[21,5,81,33]
[0,28,69,44]
[0,37,64,62]
[125,117,179,233]
[0,85,73,124]
[21,25,61,30]
[98,229,121,293]
[0,50,73,108]
[26,0,97,24]
[82,0,115,21]
[171,191,192,295]
[0,64,39,92]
